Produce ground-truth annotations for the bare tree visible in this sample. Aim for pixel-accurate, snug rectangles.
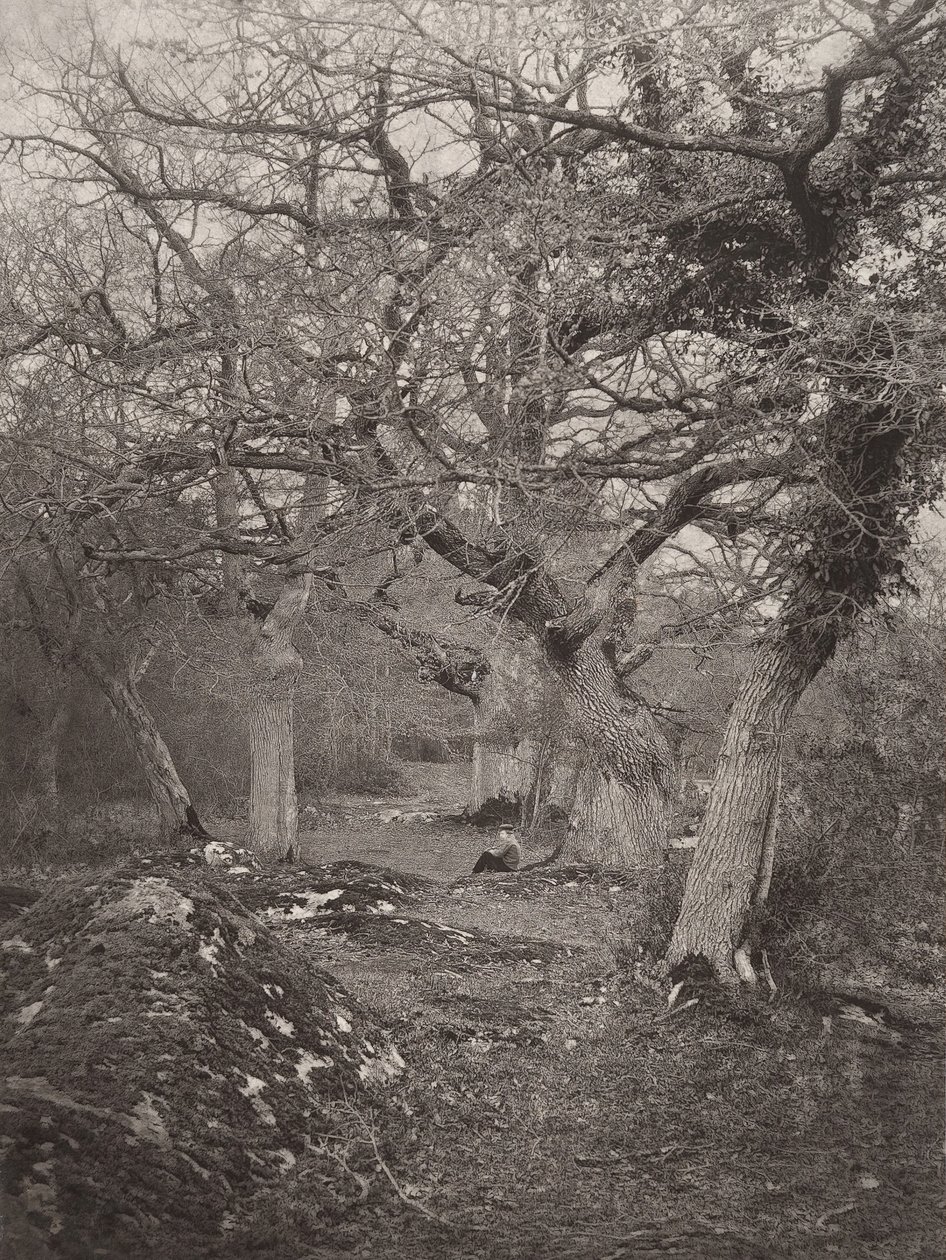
[1,0,942,889]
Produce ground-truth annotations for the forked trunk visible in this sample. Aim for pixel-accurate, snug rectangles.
[246,573,312,858]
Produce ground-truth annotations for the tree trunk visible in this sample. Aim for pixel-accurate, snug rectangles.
[667,386,922,981]
[664,636,806,979]
[30,683,71,835]
[554,643,675,867]
[95,668,206,838]
[246,573,312,858]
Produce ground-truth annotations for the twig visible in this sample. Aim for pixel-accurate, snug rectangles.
[761,949,777,997]
[324,1143,371,1201]
[345,1103,487,1232]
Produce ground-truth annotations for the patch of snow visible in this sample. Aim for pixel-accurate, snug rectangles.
[45,953,61,969]
[2,937,33,954]
[334,1012,352,1034]
[359,1045,406,1084]
[111,878,194,928]
[262,983,284,999]
[243,1023,271,1048]
[295,1050,334,1083]
[237,1074,276,1126]
[373,900,396,915]
[204,841,232,866]
[267,889,344,920]
[198,928,224,972]
[265,1010,295,1038]
[127,1094,171,1147]
[274,1149,296,1173]
[17,1001,43,1028]
[229,865,251,875]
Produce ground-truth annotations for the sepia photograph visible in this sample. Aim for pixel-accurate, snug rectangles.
[0,0,943,1256]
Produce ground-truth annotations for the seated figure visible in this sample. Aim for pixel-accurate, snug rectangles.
[472,827,521,874]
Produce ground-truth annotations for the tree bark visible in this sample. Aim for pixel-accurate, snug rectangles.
[668,383,927,980]
[555,643,675,867]
[245,573,312,858]
[94,667,206,838]
[665,634,806,979]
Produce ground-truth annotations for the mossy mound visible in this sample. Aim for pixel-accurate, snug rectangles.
[0,858,404,1258]
[235,862,432,921]
[284,911,574,969]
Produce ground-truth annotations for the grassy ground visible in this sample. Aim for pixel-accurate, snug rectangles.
[3,763,942,1259]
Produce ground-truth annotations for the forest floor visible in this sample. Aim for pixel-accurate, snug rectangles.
[256,763,944,1260]
[2,763,943,1259]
